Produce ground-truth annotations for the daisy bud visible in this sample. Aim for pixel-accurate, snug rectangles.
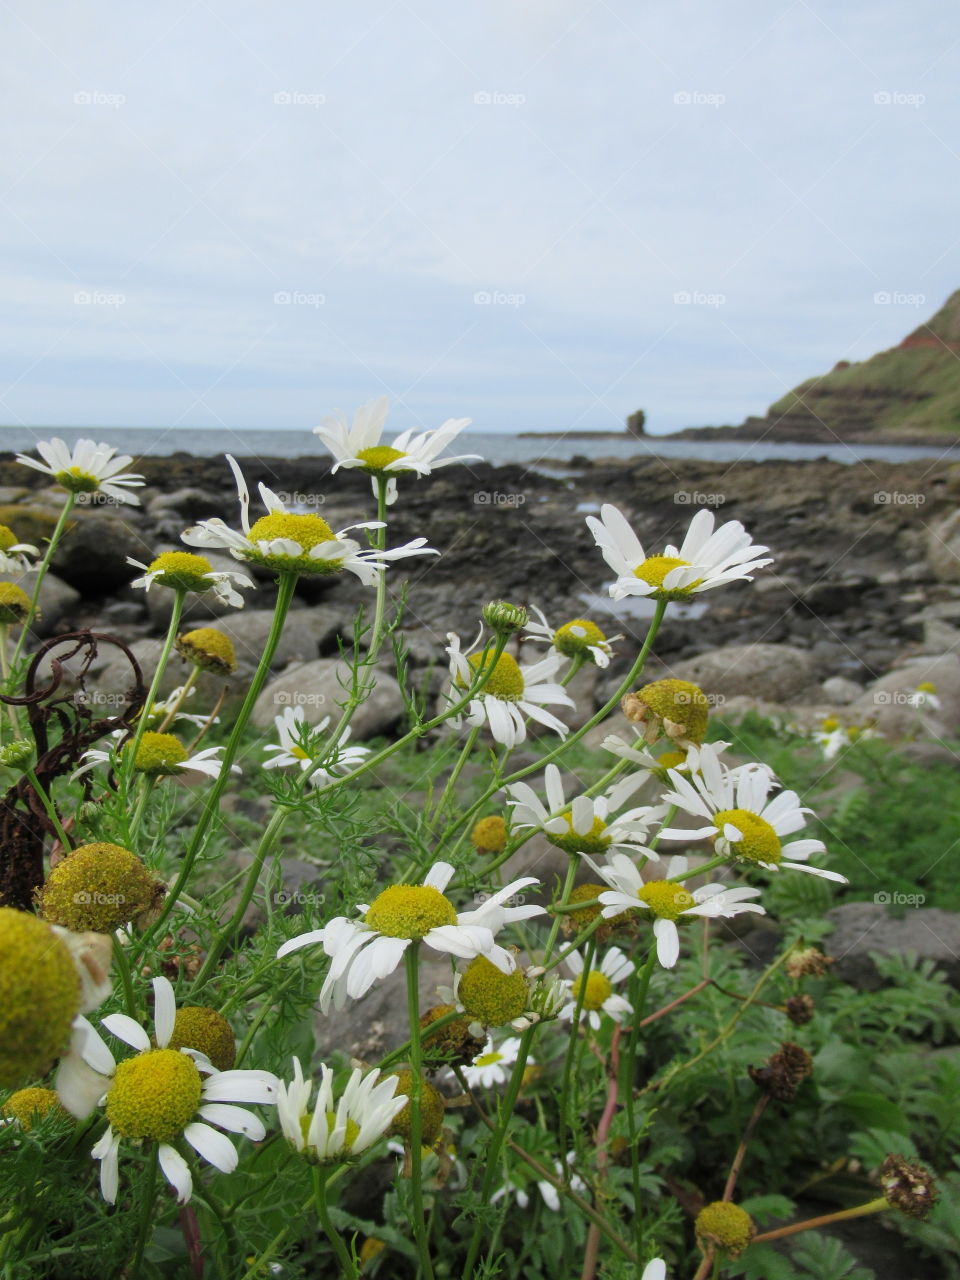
[622,679,710,745]
[0,908,87,1088]
[387,1070,445,1147]
[695,1201,756,1257]
[126,731,190,776]
[175,627,237,676]
[419,1004,486,1069]
[482,600,528,635]
[561,882,634,942]
[0,739,33,769]
[879,1154,938,1220]
[784,994,816,1025]
[0,582,32,626]
[168,1006,236,1071]
[748,1042,813,1102]
[785,945,832,981]
[2,1086,69,1131]
[38,843,165,934]
[145,551,218,593]
[458,955,529,1027]
[471,815,509,854]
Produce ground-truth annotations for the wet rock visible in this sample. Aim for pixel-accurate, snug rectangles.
[51,511,147,593]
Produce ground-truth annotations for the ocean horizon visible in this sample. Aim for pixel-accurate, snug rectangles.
[1,424,958,469]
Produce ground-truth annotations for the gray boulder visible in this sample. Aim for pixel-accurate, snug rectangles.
[926,508,960,582]
[823,901,960,989]
[670,643,820,704]
[850,652,960,736]
[252,659,404,740]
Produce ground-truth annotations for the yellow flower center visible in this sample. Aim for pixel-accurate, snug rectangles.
[458,955,528,1026]
[547,812,611,857]
[105,1048,202,1142]
[289,745,310,760]
[554,619,607,659]
[0,525,17,551]
[0,583,31,625]
[637,880,696,920]
[713,808,782,865]
[633,554,703,597]
[365,885,458,939]
[169,1006,236,1071]
[354,445,407,472]
[54,465,100,494]
[473,1050,504,1068]
[147,551,215,593]
[695,1201,755,1255]
[471,816,508,853]
[246,513,339,574]
[129,731,189,775]
[0,908,80,1089]
[2,1087,67,1130]
[463,651,525,701]
[176,626,237,675]
[821,716,840,732]
[571,970,613,1011]
[917,681,937,694]
[306,1111,361,1152]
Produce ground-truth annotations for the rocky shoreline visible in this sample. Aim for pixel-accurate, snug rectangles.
[2,447,960,739]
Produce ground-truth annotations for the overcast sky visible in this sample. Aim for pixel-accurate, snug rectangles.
[1,0,957,436]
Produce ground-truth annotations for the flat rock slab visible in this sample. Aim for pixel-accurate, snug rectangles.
[823,900,960,989]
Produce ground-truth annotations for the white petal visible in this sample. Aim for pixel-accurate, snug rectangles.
[101,1013,151,1053]
[152,977,176,1048]
[159,1143,193,1203]
[184,1121,238,1173]
[653,918,680,968]
[198,1103,266,1139]
[423,862,455,892]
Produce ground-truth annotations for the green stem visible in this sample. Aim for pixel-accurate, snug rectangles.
[560,653,585,687]
[313,1166,359,1278]
[753,1197,887,1242]
[156,663,199,732]
[113,935,139,1019]
[557,937,596,1161]
[10,491,76,674]
[622,944,657,1272]
[433,725,480,822]
[23,766,71,850]
[122,589,186,794]
[404,945,436,1280]
[128,1141,158,1274]
[128,776,156,847]
[138,572,299,955]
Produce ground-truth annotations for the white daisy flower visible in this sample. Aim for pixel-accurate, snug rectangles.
[144,686,217,731]
[491,1151,586,1212]
[907,682,941,711]
[182,455,436,584]
[585,504,772,601]
[277,861,545,1014]
[314,396,479,503]
[523,606,622,669]
[505,763,662,858]
[74,731,238,781]
[127,551,254,609]
[55,977,277,1204]
[643,1264,667,1280]
[276,1056,407,1161]
[588,853,765,969]
[0,524,39,575]
[660,742,846,882]
[15,437,144,505]
[445,631,574,749]
[460,1036,527,1089]
[559,947,633,1028]
[262,706,369,786]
